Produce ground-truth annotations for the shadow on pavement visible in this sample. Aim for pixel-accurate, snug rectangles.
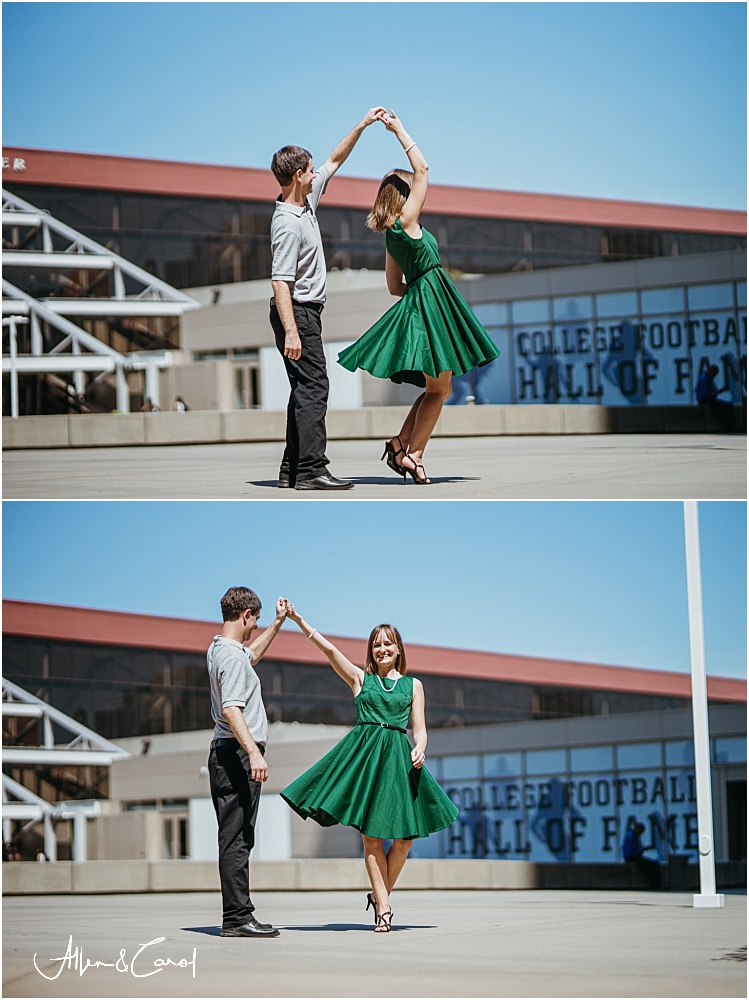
[249,477,479,488]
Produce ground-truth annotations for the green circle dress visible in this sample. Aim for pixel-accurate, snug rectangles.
[337,218,501,388]
[280,672,459,840]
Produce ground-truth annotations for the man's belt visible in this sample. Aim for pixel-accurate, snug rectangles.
[270,297,324,313]
[357,721,407,734]
[211,738,266,753]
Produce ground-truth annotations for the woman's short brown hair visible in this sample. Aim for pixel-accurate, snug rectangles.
[366,169,414,233]
[364,623,407,675]
[271,145,312,187]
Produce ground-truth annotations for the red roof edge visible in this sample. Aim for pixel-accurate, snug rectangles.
[2,600,745,703]
[2,146,745,235]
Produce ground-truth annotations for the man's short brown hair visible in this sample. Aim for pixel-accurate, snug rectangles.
[271,145,312,187]
[220,586,261,622]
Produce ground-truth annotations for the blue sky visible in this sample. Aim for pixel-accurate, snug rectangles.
[2,500,746,680]
[2,2,746,209]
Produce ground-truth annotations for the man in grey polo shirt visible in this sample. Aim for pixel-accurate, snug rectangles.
[270,107,386,490]
[207,586,289,937]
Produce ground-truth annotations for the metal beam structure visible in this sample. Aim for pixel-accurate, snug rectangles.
[2,679,129,862]
[2,187,200,415]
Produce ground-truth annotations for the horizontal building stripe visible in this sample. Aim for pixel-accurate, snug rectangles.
[3,600,744,703]
[3,147,745,236]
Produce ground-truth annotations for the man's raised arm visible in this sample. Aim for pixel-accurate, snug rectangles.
[322,107,387,178]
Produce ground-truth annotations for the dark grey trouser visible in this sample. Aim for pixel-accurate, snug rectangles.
[209,744,263,928]
[270,301,330,483]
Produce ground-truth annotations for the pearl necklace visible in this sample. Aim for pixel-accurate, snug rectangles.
[375,672,401,693]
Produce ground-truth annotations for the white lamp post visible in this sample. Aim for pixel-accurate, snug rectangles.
[682,501,724,908]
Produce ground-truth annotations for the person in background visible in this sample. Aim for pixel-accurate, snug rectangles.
[695,363,736,431]
[622,821,661,888]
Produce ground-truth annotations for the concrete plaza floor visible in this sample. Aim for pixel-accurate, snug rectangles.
[2,433,746,499]
[2,889,746,998]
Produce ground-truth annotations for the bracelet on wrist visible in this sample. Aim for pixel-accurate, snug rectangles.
[306,628,318,640]
[403,142,416,154]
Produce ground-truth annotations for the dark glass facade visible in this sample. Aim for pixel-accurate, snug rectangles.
[3,636,698,742]
[457,279,747,406]
[6,184,745,289]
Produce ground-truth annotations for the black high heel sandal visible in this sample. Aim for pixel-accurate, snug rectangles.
[375,909,393,932]
[400,453,431,485]
[366,892,377,923]
[381,436,406,477]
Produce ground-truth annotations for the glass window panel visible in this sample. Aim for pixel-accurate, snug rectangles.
[483,752,523,778]
[511,298,550,324]
[714,736,747,764]
[615,769,668,860]
[194,350,228,362]
[687,283,734,311]
[448,342,508,405]
[527,775,576,860]
[427,756,443,781]
[616,742,662,769]
[525,748,566,775]
[665,740,694,767]
[641,287,684,314]
[566,772,617,862]
[408,829,444,858]
[598,318,653,406]
[639,313,691,405]
[685,311,746,404]
[737,282,747,307]
[441,754,481,780]
[438,777,492,858]
[472,302,509,326]
[595,291,638,318]
[546,323,604,404]
[552,296,594,321]
[570,745,614,772]
[664,768,698,860]
[479,778,533,860]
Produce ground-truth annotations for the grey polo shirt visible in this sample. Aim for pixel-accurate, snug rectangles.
[207,635,269,745]
[270,162,330,304]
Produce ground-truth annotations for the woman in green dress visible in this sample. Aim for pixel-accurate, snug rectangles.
[337,110,500,485]
[280,607,458,932]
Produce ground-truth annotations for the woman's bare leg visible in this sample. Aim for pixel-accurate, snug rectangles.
[362,835,390,927]
[388,392,425,458]
[399,371,453,481]
[384,838,412,893]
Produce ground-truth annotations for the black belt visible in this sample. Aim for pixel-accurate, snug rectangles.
[408,263,442,284]
[357,721,407,734]
[270,297,324,313]
[211,738,266,753]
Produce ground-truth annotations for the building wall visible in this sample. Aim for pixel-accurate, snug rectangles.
[96,706,745,866]
[416,704,746,866]
[7,633,724,743]
[163,252,747,411]
[3,173,744,288]
[453,250,747,407]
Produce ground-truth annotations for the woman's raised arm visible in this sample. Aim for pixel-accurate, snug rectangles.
[382,110,428,233]
[286,603,364,695]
